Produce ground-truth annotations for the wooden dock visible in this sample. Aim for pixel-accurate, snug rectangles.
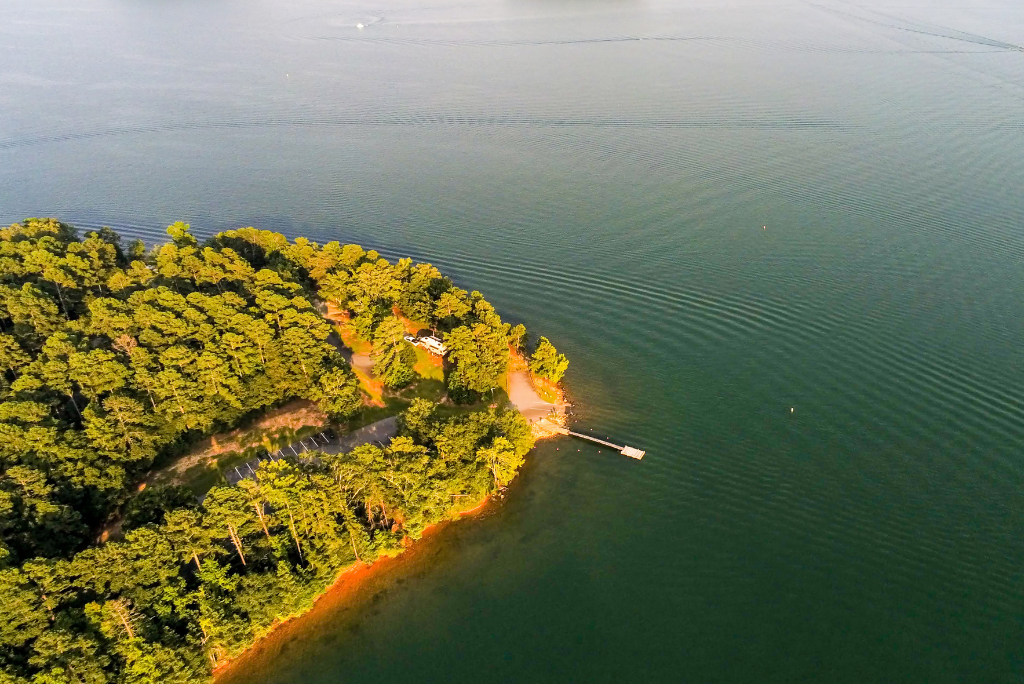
[556,428,645,460]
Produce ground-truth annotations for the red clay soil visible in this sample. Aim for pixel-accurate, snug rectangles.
[323,302,349,323]
[151,399,328,486]
[213,497,492,682]
[391,306,429,335]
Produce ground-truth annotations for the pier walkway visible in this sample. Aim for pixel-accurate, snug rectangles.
[555,428,645,459]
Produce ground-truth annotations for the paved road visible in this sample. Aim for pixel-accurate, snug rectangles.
[323,416,399,454]
[223,416,400,486]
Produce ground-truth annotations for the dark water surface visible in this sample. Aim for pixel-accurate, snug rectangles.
[3,0,1024,681]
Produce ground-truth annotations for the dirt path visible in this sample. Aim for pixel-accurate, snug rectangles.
[350,352,374,375]
[149,399,328,487]
[222,417,400,488]
[507,370,569,439]
[331,333,374,375]
[507,371,556,420]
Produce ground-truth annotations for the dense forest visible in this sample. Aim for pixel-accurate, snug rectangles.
[0,219,564,684]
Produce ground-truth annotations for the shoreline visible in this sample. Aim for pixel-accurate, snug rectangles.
[0,220,578,684]
[212,373,568,681]
[212,494,494,681]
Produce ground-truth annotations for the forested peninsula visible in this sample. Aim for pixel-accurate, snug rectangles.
[0,219,570,684]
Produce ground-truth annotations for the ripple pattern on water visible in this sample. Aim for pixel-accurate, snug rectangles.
[4,0,1024,681]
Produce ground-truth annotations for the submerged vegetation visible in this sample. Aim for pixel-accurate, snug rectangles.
[0,219,567,684]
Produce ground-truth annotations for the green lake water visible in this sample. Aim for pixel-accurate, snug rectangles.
[2,0,1023,680]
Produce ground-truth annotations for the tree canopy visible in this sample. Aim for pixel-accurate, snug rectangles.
[0,218,558,684]
[529,336,569,383]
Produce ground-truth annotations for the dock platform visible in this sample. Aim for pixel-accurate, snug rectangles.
[557,428,645,460]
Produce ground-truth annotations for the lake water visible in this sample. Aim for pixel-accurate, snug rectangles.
[2,0,1024,681]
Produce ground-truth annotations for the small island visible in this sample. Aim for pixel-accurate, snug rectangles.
[0,219,570,684]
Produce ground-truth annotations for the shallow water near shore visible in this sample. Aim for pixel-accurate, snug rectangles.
[3,0,1024,681]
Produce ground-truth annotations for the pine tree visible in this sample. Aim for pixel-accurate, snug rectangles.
[529,336,569,382]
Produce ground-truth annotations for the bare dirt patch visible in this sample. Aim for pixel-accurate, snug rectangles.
[150,399,328,487]
[504,350,569,439]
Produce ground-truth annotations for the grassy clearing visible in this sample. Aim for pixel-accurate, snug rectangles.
[338,377,446,433]
[331,320,387,405]
[533,380,562,404]
[178,462,222,496]
[433,388,511,419]
[341,402,405,431]
[393,308,431,336]
[353,366,385,406]
[335,320,373,355]
[412,346,444,381]
[396,377,447,402]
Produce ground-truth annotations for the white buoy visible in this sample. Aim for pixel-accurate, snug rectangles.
[356,23,365,28]
[791,407,794,413]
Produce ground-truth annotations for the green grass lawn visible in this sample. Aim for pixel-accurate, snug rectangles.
[533,382,561,404]
[412,346,445,381]
[335,320,373,355]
